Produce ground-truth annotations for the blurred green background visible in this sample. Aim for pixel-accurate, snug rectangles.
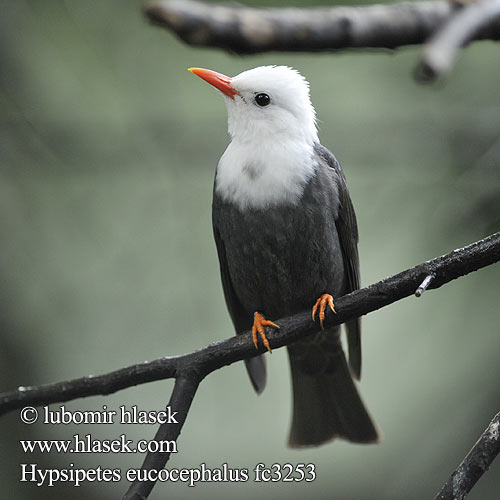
[1,1,499,499]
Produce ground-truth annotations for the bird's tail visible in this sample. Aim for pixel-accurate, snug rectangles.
[287,327,380,447]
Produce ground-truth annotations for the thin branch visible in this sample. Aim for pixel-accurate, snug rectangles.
[143,0,500,55]
[1,359,179,415]
[434,411,500,500]
[415,273,435,296]
[417,0,500,81]
[123,376,200,500]
[1,232,499,416]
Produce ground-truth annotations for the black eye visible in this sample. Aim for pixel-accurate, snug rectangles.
[254,93,270,107]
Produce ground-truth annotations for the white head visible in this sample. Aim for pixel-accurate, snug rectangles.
[189,65,319,210]
[189,65,318,146]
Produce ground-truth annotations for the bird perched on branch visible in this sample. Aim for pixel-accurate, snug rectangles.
[189,65,379,447]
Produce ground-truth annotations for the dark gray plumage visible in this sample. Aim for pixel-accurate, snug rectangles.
[213,143,380,446]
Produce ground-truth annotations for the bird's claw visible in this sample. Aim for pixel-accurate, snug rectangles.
[252,312,279,353]
[312,293,336,329]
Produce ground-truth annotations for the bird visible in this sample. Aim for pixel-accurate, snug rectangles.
[189,65,380,447]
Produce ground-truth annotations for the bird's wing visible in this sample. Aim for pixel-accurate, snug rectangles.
[213,217,267,393]
[212,224,250,333]
[315,144,362,379]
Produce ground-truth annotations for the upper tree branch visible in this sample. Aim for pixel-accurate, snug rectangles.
[1,231,499,416]
[417,0,500,81]
[143,0,500,55]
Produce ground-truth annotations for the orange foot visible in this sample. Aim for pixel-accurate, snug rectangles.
[312,293,336,329]
[252,312,279,353]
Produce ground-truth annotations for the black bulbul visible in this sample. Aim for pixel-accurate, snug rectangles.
[189,65,380,447]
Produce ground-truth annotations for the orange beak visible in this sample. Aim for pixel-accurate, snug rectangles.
[188,67,238,99]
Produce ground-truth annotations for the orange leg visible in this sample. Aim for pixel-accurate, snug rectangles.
[251,312,279,353]
[312,293,336,329]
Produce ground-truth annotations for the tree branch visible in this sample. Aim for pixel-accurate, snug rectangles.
[143,0,500,55]
[415,273,435,296]
[417,0,500,81]
[2,232,499,499]
[435,411,500,500]
[123,376,200,500]
[1,232,499,417]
